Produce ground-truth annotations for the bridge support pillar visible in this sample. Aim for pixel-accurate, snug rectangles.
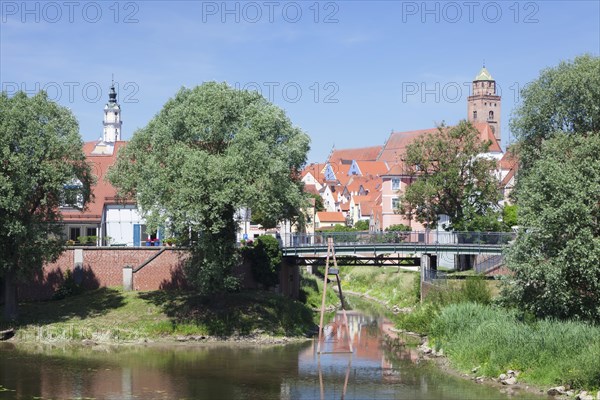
[420,254,438,303]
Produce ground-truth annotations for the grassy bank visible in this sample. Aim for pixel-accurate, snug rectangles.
[338,266,418,307]
[430,303,600,390]
[2,288,315,343]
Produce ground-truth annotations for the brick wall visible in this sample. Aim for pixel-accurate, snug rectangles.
[18,247,299,301]
[18,247,190,301]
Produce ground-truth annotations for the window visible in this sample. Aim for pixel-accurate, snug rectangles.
[473,111,477,120]
[69,227,81,241]
[489,111,494,120]
[392,198,400,210]
[392,178,400,190]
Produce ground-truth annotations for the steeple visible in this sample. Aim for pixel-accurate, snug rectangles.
[102,79,122,142]
[467,65,501,143]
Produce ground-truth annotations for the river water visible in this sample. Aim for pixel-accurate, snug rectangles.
[0,311,547,400]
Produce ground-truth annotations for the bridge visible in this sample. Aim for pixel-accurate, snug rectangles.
[280,231,514,271]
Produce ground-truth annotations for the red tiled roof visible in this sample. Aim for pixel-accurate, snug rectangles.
[303,184,320,196]
[61,141,127,222]
[328,146,382,163]
[316,211,346,223]
[377,123,502,163]
[499,148,518,170]
[355,161,389,176]
[301,163,327,182]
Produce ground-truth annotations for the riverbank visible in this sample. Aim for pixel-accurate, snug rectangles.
[307,265,600,398]
[0,288,315,344]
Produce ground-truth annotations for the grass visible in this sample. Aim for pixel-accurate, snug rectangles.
[2,287,315,342]
[337,266,418,307]
[430,303,600,390]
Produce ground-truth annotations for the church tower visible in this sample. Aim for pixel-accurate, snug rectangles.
[102,82,122,142]
[467,66,501,143]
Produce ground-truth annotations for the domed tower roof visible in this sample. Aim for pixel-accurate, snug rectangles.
[474,67,494,81]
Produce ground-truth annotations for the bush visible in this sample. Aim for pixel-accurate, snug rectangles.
[53,269,82,300]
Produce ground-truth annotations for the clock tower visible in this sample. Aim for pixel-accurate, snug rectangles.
[102,82,122,142]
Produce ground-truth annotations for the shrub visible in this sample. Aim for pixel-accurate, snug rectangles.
[53,269,82,300]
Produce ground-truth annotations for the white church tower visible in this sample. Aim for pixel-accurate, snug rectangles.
[102,82,122,142]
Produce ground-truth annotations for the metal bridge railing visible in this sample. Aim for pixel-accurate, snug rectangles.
[280,231,515,248]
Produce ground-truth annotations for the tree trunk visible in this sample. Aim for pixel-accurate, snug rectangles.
[2,269,18,321]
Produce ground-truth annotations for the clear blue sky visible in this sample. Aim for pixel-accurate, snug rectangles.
[1,1,599,162]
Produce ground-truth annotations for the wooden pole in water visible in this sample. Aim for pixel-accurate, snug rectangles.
[316,237,333,354]
[331,244,353,354]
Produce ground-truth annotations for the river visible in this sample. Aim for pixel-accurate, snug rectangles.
[0,310,548,400]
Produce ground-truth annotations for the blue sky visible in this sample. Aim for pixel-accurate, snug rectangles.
[1,1,599,162]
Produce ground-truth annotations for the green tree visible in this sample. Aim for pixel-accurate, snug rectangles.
[0,91,93,319]
[398,121,500,231]
[308,193,325,212]
[107,82,310,294]
[501,133,600,321]
[353,219,369,230]
[510,54,600,169]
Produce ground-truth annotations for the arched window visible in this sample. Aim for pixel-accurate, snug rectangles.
[473,110,477,120]
[489,111,494,120]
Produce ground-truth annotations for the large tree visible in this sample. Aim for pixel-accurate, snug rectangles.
[398,120,500,231]
[0,91,93,319]
[107,82,310,294]
[501,133,600,321]
[510,54,600,170]
[502,55,600,322]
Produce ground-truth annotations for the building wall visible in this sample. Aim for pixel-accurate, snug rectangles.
[380,176,415,230]
[104,205,144,246]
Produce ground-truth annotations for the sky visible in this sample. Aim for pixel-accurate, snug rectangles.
[1,0,599,163]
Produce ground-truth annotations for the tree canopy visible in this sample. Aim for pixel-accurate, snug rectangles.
[510,54,600,169]
[503,55,600,322]
[108,82,310,293]
[501,133,600,321]
[0,91,93,319]
[398,120,500,231]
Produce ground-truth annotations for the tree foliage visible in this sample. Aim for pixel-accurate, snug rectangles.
[501,133,600,321]
[246,235,282,289]
[510,54,600,169]
[107,82,310,293]
[0,91,92,319]
[354,219,369,230]
[398,120,500,231]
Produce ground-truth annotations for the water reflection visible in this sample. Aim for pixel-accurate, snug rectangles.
[0,312,546,400]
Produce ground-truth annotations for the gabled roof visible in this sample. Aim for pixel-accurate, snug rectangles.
[302,163,327,182]
[61,141,128,222]
[499,148,518,170]
[328,146,382,163]
[316,211,346,223]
